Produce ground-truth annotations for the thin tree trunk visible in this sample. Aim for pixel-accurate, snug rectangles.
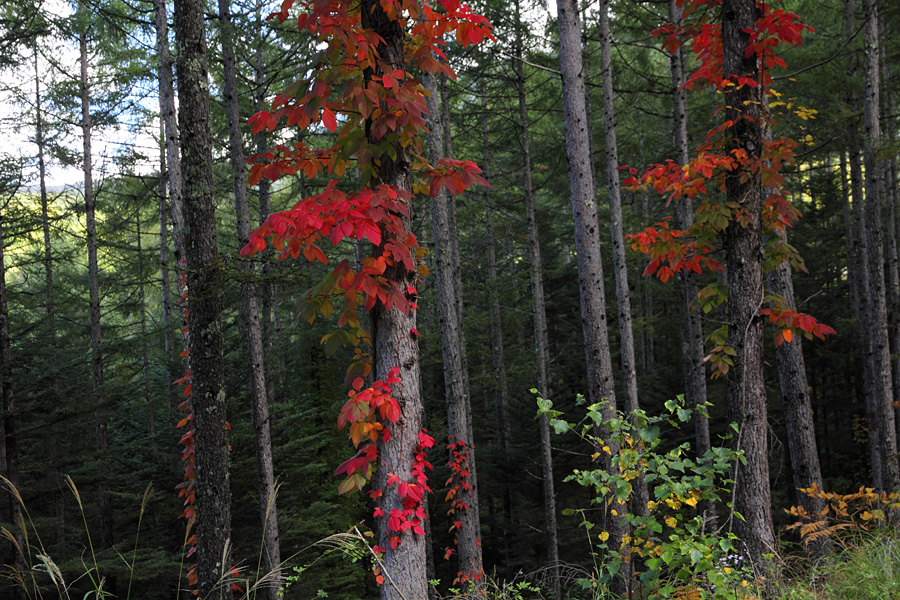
[514,2,559,594]
[173,0,232,594]
[80,30,113,551]
[438,76,467,363]
[861,0,899,491]
[154,0,184,269]
[218,0,281,592]
[721,0,774,563]
[840,153,864,408]
[423,68,483,587]
[598,0,648,520]
[479,81,515,578]
[158,118,173,366]
[766,229,827,554]
[360,3,428,598]
[669,0,712,498]
[0,202,23,590]
[35,46,51,316]
[254,147,287,400]
[640,184,654,376]
[879,18,900,441]
[844,0,876,478]
[34,43,65,545]
[253,0,280,407]
[137,213,155,446]
[556,0,625,592]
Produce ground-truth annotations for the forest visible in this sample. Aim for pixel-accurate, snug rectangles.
[1,0,899,598]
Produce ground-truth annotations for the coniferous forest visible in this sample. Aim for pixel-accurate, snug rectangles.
[2,0,900,598]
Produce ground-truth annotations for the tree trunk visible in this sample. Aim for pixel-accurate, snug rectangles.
[844,0,875,470]
[766,230,827,553]
[861,0,899,491]
[438,76,467,358]
[640,183,654,377]
[514,2,559,594]
[669,0,712,505]
[154,0,184,270]
[598,0,648,519]
[173,0,232,595]
[422,67,483,587]
[34,45,51,316]
[361,2,428,598]
[0,201,23,589]
[480,80,513,577]
[721,0,775,563]
[556,0,625,592]
[253,0,281,407]
[80,30,113,551]
[136,213,155,446]
[218,0,282,592]
[158,119,172,366]
[878,15,900,441]
[35,42,65,545]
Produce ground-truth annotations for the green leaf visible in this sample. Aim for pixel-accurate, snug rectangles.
[551,419,570,434]
[639,425,660,443]
[337,476,356,495]
[323,332,342,357]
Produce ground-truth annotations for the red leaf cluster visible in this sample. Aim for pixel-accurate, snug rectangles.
[626,0,832,381]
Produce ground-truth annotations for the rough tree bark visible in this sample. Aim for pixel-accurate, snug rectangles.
[878,13,900,441]
[556,0,625,592]
[597,0,649,519]
[669,0,712,504]
[514,1,560,594]
[480,81,513,576]
[253,0,282,406]
[218,0,282,592]
[721,0,775,563]
[844,0,875,468]
[422,67,483,587]
[839,153,863,405]
[860,0,899,491]
[766,228,827,552]
[154,0,184,269]
[173,0,232,595]
[597,0,639,423]
[361,1,427,597]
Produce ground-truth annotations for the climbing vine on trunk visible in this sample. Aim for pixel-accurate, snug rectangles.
[240,0,492,583]
[624,0,832,377]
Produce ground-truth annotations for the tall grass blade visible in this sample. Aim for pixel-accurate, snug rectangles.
[125,482,153,600]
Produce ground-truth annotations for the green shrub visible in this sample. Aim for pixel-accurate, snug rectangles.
[539,394,763,600]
